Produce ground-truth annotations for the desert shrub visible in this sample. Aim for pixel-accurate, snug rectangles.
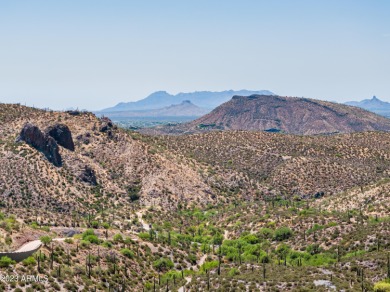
[80,240,91,248]
[139,232,151,240]
[40,235,52,246]
[0,256,15,267]
[274,227,293,241]
[241,234,259,244]
[22,256,36,266]
[84,235,99,244]
[113,234,123,243]
[258,228,274,239]
[153,258,174,271]
[200,261,219,273]
[64,238,74,244]
[102,241,113,248]
[120,248,134,259]
[228,267,239,277]
[82,229,99,244]
[374,280,390,292]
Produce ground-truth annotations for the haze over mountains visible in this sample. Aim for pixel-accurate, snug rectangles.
[99,100,210,119]
[345,96,390,117]
[99,89,274,112]
[145,94,390,135]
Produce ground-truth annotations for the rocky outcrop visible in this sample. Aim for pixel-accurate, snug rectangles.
[76,132,91,145]
[99,117,117,139]
[79,165,97,185]
[99,117,114,133]
[45,124,75,151]
[17,123,62,167]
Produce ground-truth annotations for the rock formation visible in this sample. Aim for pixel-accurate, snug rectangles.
[45,124,75,151]
[17,123,62,167]
[79,165,97,185]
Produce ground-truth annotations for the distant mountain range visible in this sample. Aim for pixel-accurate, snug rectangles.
[97,100,210,119]
[345,96,390,117]
[144,95,390,135]
[100,90,274,112]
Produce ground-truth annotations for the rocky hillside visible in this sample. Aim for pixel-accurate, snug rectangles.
[149,95,390,135]
[0,104,218,217]
[2,104,390,292]
[149,130,390,198]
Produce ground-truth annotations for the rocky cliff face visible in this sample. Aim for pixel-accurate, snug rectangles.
[45,124,75,151]
[17,123,62,167]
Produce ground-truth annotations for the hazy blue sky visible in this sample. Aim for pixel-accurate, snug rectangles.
[0,0,389,110]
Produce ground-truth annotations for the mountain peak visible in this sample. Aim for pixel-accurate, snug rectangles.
[345,96,390,117]
[99,90,274,112]
[153,94,390,135]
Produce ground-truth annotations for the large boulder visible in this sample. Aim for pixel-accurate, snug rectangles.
[99,117,114,133]
[79,165,97,185]
[45,124,75,151]
[17,123,62,167]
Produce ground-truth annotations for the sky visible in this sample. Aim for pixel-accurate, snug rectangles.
[0,0,389,110]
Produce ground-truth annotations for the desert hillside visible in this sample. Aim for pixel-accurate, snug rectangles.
[147,95,390,135]
[0,104,218,217]
[1,104,390,291]
[149,130,390,198]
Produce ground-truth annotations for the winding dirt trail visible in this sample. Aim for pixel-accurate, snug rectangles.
[177,253,207,291]
[136,209,151,231]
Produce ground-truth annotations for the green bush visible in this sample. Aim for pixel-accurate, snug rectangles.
[81,229,99,244]
[64,238,74,244]
[80,240,91,248]
[228,267,239,277]
[84,235,99,244]
[113,234,123,243]
[120,248,134,259]
[241,234,259,244]
[102,241,113,248]
[0,256,15,267]
[374,281,390,292]
[274,227,293,241]
[22,256,36,266]
[39,235,52,246]
[138,232,151,240]
[258,228,274,239]
[82,229,95,239]
[153,258,174,271]
[200,261,219,273]
[91,221,99,229]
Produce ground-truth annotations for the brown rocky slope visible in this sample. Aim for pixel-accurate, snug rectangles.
[0,104,217,217]
[146,95,390,135]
